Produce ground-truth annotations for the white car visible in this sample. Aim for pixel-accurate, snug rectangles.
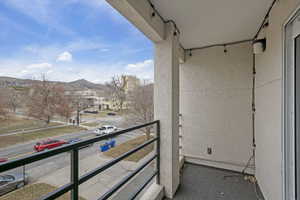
[94,125,118,136]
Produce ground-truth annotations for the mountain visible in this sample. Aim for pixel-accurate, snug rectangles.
[0,76,108,94]
[0,76,37,88]
[68,79,106,90]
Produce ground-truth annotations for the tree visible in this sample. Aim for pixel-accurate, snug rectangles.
[27,78,69,124]
[126,82,154,140]
[0,91,9,119]
[106,75,128,111]
[54,88,74,122]
[6,88,21,113]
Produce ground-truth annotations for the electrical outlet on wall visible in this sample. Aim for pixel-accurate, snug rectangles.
[207,147,212,155]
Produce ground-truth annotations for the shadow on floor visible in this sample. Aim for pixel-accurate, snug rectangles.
[167,163,264,200]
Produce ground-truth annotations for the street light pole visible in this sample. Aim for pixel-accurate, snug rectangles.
[77,107,80,126]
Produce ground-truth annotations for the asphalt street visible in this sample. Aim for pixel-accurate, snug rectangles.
[0,115,128,159]
[0,114,143,183]
[0,129,141,183]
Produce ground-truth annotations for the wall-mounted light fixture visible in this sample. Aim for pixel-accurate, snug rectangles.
[223,45,227,53]
[150,3,155,17]
[253,38,266,54]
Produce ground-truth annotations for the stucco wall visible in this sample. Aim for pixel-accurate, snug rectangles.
[180,43,254,173]
[255,1,299,200]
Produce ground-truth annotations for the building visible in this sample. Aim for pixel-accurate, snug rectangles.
[123,75,140,94]
[73,89,102,108]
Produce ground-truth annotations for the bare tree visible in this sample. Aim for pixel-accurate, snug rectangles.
[6,88,21,113]
[126,82,153,140]
[54,88,74,122]
[27,78,67,124]
[106,75,128,111]
[0,91,9,119]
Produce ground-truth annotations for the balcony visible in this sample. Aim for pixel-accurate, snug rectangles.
[102,0,297,199]
[0,121,266,200]
[1,0,299,199]
[173,163,264,200]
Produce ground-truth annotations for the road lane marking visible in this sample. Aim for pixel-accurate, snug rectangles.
[8,151,34,160]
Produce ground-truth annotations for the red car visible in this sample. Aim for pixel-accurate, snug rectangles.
[34,139,66,152]
[0,158,7,163]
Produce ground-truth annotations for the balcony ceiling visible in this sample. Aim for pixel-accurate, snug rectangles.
[151,0,273,49]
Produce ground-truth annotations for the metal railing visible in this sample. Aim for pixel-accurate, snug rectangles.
[0,120,160,200]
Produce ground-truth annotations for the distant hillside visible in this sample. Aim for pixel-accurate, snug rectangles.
[0,76,36,87]
[0,76,109,95]
[68,79,107,90]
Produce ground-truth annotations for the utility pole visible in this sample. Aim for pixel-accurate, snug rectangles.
[76,102,80,126]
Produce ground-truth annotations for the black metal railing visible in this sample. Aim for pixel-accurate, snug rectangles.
[0,120,160,200]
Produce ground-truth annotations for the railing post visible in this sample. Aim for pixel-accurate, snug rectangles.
[71,149,79,200]
[156,121,161,185]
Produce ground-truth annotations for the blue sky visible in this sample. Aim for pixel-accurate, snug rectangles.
[0,0,154,83]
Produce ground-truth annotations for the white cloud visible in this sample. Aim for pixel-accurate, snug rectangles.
[26,62,52,69]
[0,58,154,83]
[125,59,154,81]
[23,39,108,61]
[56,51,73,62]
[126,59,153,71]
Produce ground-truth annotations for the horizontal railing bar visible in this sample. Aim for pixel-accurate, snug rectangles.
[97,154,157,200]
[0,120,159,173]
[129,171,158,200]
[79,137,157,184]
[39,183,73,200]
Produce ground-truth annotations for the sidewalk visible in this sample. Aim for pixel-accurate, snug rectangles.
[37,153,136,199]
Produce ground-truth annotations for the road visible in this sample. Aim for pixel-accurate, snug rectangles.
[0,114,154,199]
[0,114,146,184]
[0,129,91,159]
[0,127,142,182]
[0,115,127,159]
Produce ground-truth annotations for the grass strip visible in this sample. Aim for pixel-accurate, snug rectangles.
[0,126,86,148]
[103,135,154,162]
[0,183,85,200]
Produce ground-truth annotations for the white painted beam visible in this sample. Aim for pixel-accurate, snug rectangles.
[177,44,185,63]
[154,23,180,198]
[106,0,165,42]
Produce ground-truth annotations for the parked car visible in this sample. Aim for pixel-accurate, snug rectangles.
[107,112,116,116]
[0,173,29,196]
[67,138,82,144]
[84,110,99,114]
[67,138,93,149]
[34,139,67,152]
[94,125,118,136]
[0,158,7,163]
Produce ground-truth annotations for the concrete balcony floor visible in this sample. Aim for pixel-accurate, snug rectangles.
[170,163,264,200]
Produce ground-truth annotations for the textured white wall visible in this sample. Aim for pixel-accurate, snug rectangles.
[180,43,254,172]
[154,24,180,198]
[255,1,300,200]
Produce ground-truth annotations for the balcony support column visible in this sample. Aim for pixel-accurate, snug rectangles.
[154,23,180,199]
